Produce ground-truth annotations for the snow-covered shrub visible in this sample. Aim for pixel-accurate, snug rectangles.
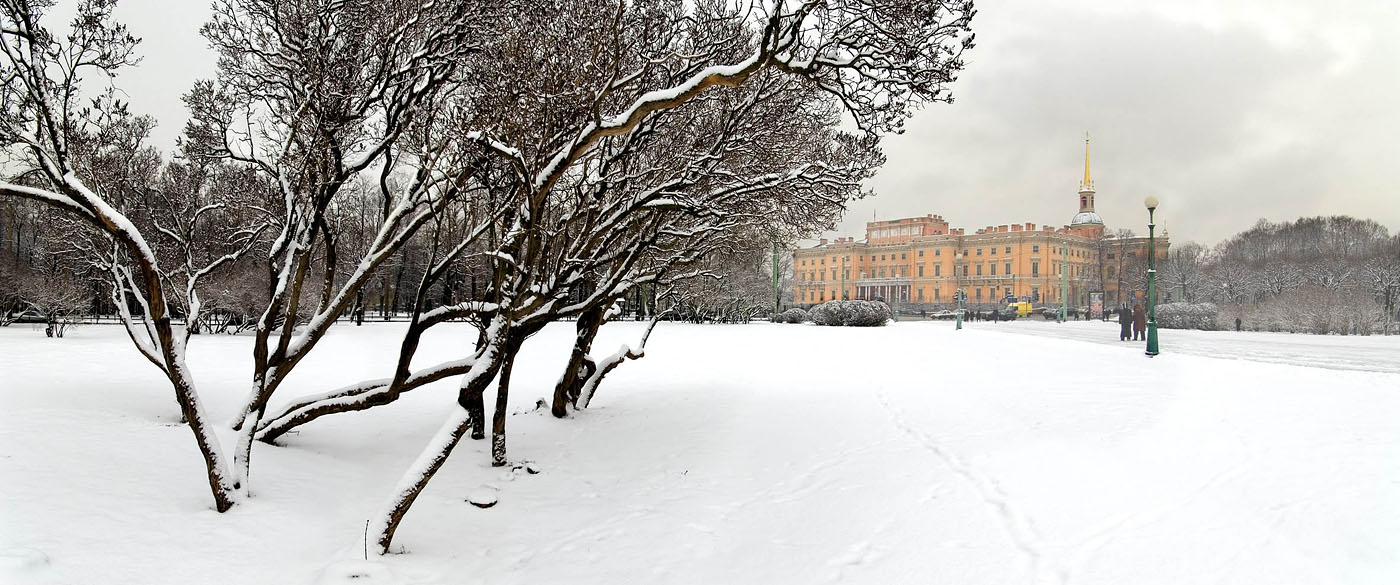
[809,300,889,327]
[1154,302,1219,330]
[775,308,809,323]
[808,301,837,325]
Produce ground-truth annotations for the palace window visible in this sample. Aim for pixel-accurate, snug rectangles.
[901,253,907,260]
[1005,246,1011,254]
[976,288,983,300]
[991,263,997,275]
[976,248,982,255]
[991,247,997,255]
[935,288,941,300]
[935,249,942,256]
[1005,262,1012,275]
[1033,245,1040,253]
[1032,262,1039,276]
[976,264,983,276]
[934,265,941,277]
[918,264,924,277]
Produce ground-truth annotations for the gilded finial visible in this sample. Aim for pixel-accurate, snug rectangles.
[1081,132,1093,191]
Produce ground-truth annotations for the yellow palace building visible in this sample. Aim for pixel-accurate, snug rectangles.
[792,137,1168,310]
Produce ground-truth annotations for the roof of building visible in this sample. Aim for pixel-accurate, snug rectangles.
[1070,211,1104,226]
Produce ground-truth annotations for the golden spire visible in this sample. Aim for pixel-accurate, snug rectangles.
[1081,132,1093,191]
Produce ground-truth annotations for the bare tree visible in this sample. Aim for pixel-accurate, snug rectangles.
[1160,241,1206,302]
[1,0,490,510]
[187,0,492,495]
[1362,238,1400,335]
[349,0,974,553]
[1,0,240,510]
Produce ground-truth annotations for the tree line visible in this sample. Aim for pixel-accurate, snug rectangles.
[1159,216,1400,334]
[1,0,976,552]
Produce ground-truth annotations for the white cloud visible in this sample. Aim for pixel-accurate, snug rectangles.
[830,0,1400,246]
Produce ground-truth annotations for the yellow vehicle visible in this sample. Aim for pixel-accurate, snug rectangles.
[1007,302,1033,317]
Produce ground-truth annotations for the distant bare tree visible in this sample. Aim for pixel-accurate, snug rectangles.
[1160,241,1206,302]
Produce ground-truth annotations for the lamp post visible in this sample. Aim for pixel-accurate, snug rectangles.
[771,240,780,317]
[955,251,964,330]
[1144,195,1160,356]
[956,288,965,330]
[1059,246,1068,323]
[840,250,847,300]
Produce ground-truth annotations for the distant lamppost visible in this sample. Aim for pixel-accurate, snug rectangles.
[1059,246,1068,323]
[771,240,780,316]
[956,288,965,330]
[1145,195,1160,356]
[840,251,847,300]
[955,251,964,330]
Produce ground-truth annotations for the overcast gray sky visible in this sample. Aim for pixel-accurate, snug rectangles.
[99,0,1400,246]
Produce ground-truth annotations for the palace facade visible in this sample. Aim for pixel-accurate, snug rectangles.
[792,138,1168,310]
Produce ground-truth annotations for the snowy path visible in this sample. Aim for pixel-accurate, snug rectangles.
[980,318,1400,374]
[2,322,1398,584]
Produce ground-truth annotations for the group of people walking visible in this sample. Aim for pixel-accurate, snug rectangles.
[1118,304,1147,341]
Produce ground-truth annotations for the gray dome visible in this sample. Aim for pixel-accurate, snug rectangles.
[1071,211,1104,226]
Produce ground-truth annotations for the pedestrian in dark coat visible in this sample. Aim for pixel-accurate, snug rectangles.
[1119,307,1132,341]
[1132,304,1147,341]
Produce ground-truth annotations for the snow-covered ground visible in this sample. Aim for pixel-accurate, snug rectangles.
[1,320,1397,585]
[989,317,1400,374]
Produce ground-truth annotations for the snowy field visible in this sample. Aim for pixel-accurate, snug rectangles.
[2,320,1398,585]
[989,317,1400,374]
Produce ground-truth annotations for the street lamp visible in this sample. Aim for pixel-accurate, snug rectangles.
[771,240,780,317]
[955,251,964,330]
[1059,246,1068,323]
[1144,195,1160,356]
[840,249,846,300]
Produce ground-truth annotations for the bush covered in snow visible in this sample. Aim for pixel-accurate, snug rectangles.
[1154,302,1219,330]
[774,308,809,324]
[809,300,890,327]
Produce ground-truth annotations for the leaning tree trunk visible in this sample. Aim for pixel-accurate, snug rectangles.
[576,311,665,409]
[370,322,510,553]
[551,304,605,417]
[491,337,521,467]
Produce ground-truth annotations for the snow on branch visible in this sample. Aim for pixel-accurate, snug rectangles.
[576,309,668,409]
